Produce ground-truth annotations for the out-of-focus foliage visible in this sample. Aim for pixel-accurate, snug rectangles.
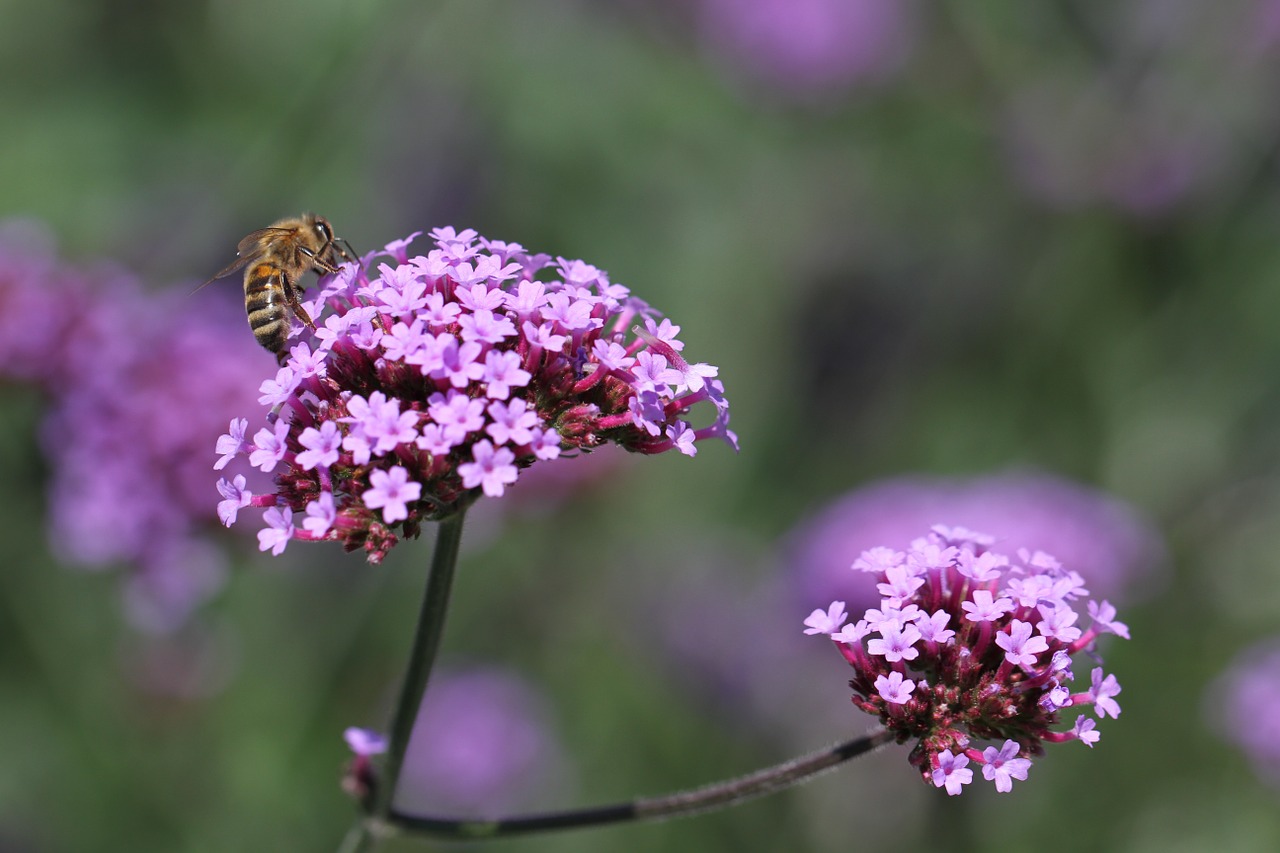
[3,0,1280,850]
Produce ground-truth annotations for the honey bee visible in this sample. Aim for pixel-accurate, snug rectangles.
[208,213,356,354]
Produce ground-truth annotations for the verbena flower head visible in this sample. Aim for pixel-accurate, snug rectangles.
[1208,637,1280,788]
[804,525,1129,795]
[215,227,735,563]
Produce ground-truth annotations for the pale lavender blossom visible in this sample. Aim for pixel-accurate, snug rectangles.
[980,741,1032,793]
[216,475,252,527]
[875,671,916,705]
[803,601,847,636]
[363,466,422,524]
[931,750,972,796]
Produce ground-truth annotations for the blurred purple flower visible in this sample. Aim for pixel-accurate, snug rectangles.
[784,471,1165,617]
[393,666,570,816]
[0,220,272,633]
[697,0,916,100]
[1208,637,1280,788]
[1003,77,1227,219]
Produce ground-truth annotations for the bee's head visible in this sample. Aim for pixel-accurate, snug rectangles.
[302,214,333,244]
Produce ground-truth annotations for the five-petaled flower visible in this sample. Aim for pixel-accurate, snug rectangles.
[805,525,1128,794]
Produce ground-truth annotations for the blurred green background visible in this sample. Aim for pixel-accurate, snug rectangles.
[4,0,1280,850]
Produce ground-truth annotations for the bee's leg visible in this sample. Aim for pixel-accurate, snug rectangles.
[300,244,343,276]
[284,274,318,331]
[335,238,359,263]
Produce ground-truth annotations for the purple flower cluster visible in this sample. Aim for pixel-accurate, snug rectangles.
[214,227,735,563]
[0,221,271,632]
[804,525,1129,794]
[1208,637,1280,788]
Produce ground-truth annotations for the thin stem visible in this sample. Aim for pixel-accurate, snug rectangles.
[359,509,468,842]
[369,728,895,841]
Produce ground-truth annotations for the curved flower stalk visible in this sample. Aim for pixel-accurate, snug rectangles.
[803,525,1129,794]
[215,227,736,563]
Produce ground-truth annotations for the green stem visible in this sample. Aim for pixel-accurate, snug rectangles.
[342,510,468,852]
[367,728,894,841]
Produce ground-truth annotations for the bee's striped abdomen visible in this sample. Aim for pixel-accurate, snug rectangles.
[244,263,290,353]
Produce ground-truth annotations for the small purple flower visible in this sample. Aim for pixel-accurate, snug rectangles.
[486,399,540,447]
[803,601,847,636]
[530,428,562,461]
[915,610,955,644]
[303,491,336,537]
[1090,668,1122,720]
[867,623,922,663]
[344,727,388,757]
[214,418,249,470]
[258,365,300,407]
[296,421,343,470]
[1037,602,1082,644]
[962,589,1013,623]
[289,342,328,378]
[480,349,532,400]
[258,507,294,556]
[1072,716,1100,747]
[460,441,519,498]
[931,750,972,796]
[428,390,487,444]
[980,740,1032,793]
[249,419,290,473]
[666,421,698,457]
[875,671,915,705]
[216,475,252,527]
[1086,600,1131,640]
[363,466,422,524]
[996,620,1049,669]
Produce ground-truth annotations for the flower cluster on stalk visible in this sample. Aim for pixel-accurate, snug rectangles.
[804,525,1128,794]
[214,227,735,562]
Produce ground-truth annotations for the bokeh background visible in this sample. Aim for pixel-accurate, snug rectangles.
[3,0,1280,850]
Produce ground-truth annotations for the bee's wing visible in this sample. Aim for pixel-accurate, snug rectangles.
[192,253,255,294]
[235,226,293,257]
[191,227,290,294]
